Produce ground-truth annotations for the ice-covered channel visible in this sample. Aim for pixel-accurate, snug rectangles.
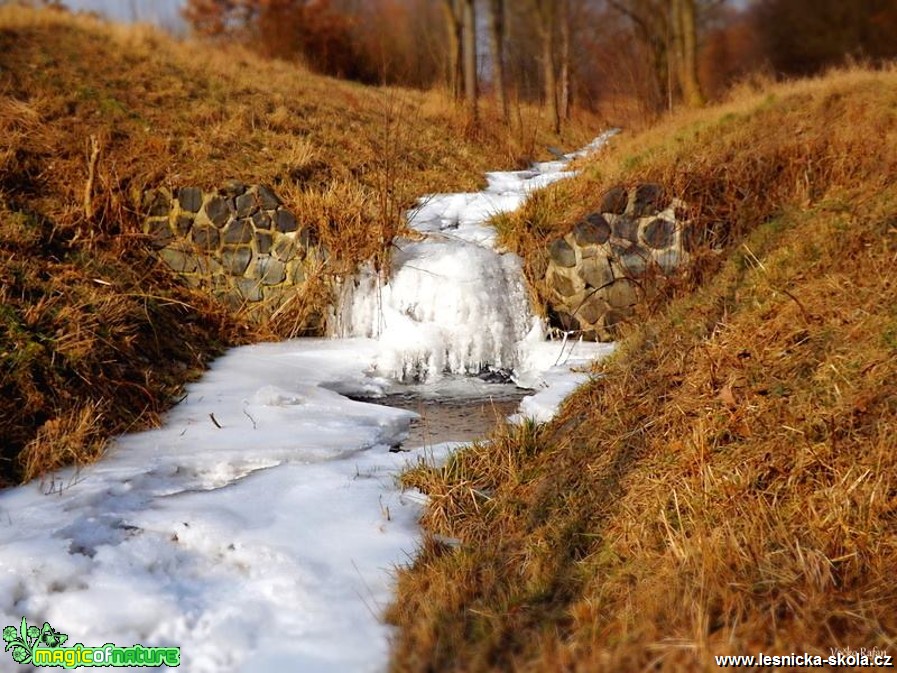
[0,134,617,672]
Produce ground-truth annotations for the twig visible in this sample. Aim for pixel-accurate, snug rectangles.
[84,135,101,219]
[779,287,812,323]
[209,413,222,429]
[242,408,258,429]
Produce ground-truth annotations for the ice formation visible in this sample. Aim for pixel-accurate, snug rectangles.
[335,129,620,383]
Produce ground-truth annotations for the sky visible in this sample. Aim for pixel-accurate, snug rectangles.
[62,0,186,32]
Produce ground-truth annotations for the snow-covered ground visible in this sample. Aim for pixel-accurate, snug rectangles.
[0,134,617,672]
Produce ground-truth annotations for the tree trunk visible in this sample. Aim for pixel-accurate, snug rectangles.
[462,0,479,119]
[559,0,571,120]
[488,0,508,121]
[441,0,463,99]
[671,0,704,107]
[536,0,560,134]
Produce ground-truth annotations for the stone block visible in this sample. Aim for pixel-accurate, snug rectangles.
[235,191,257,218]
[252,210,273,231]
[159,246,198,274]
[275,208,299,233]
[655,248,684,274]
[600,186,628,215]
[222,246,253,276]
[223,218,254,245]
[194,256,223,277]
[192,224,220,251]
[221,179,247,197]
[580,245,599,259]
[145,189,171,217]
[203,195,229,227]
[257,185,282,210]
[576,294,608,325]
[273,236,298,262]
[573,214,611,246]
[605,279,638,309]
[549,269,578,297]
[177,187,203,213]
[235,278,263,302]
[578,257,614,289]
[642,217,675,249]
[248,256,287,286]
[618,245,649,278]
[631,183,666,217]
[146,217,174,248]
[175,214,194,237]
[255,231,273,255]
[611,216,639,243]
[549,238,577,267]
[288,260,306,284]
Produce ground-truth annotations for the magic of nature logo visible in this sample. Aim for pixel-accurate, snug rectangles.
[3,617,180,668]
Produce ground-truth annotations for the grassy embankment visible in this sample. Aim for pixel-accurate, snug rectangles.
[391,68,897,670]
[0,6,600,486]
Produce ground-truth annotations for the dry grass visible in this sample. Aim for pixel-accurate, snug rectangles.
[389,67,897,671]
[0,5,602,484]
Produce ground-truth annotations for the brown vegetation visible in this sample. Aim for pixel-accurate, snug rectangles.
[0,5,600,485]
[389,67,897,671]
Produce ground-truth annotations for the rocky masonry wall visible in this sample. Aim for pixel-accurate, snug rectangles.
[142,182,326,311]
[540,183,690,341]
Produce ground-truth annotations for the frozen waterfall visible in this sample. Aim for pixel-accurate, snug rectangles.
[334,130,619,382]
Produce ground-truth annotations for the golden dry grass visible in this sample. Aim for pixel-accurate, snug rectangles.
[0,5,601,485]
[389,67,897,671]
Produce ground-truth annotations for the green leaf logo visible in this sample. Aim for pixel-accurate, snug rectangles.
[1,617,63,666]
[40,622,68,648]
[2,626,18,644]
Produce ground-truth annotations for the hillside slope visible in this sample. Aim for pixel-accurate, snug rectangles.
[390,69,897,671]
[0,6,597,485]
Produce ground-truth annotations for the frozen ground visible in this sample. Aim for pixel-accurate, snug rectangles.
[0,134,617,672]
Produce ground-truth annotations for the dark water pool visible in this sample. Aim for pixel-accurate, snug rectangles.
[352,377,530,449]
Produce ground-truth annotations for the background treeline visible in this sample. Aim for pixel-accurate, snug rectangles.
[181,0,897,125]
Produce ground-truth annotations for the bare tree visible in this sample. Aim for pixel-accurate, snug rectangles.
[439,0,477,117]
[671,0,704,106]
[558,0,571,120]
[528,0,560,133]
[440,0,463,98]
[488,0,508,120]
[608,0,705,109]
[461,0,478,118]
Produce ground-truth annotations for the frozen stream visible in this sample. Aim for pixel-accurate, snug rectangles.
[0,134,616,672]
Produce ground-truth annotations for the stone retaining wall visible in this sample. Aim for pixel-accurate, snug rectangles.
[539,183,691,340]
[142,182,326,311]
